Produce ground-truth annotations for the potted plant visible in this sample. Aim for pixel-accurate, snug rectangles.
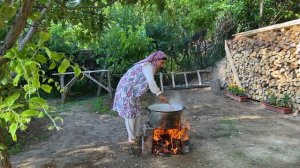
[262,91,292,114]
[226,84,248,102]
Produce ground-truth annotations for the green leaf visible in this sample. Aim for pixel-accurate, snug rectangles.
[1,78,8,85]
[29,12,41,21]
[21,109,40,117]
[49,61,56,70]
[39,31,50,42]
[32,77,40,88]
[9,104,24,110]
[1,4,16,18]
[3,50,14,59]
[44,47,52,58]
[58,58,70,73]
[1,112,14,122]
[41,84,52,93]
[36,54,47,64]
[54,116,64,124]
[72,64,81,77]
[24,84,37,93]
[48,78,54,83]
[48,126,56,130]
[0,20,4,29]
[9,123,18,141]
[29,97,46,109]
[20,125,28,131]
[3,93,20,107]
[13,74,21,86]
[0,143,7,150]
[25,60,40,68]
[24,118,31,124]
[9,60,18,69]
[12,134,17,141]
[38,112,44,118]
[51,52,64,61]
[15,64,23,74]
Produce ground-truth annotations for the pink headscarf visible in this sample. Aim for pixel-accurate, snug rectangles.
[136,50,167,68]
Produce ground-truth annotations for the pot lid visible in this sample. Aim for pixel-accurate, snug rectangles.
[148,103,183,112]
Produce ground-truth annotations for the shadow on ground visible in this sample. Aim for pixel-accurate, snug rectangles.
[11,88,300,168]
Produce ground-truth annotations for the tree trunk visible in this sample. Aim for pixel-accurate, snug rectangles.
[259,0,264,27]
[0,0,35,57]
[19,1,51,51]
[0,128,12,168]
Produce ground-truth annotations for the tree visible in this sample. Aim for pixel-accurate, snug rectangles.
[0,1,79,166]
[0,0,113,166]
[0,0,35,57]
[0,1,167,166]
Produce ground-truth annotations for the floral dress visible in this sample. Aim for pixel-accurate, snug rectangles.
[113,63,150,118]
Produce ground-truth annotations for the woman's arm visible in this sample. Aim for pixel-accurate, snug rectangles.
[142,63,162,96]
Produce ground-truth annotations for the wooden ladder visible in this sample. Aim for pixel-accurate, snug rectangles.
[159,70,211,91]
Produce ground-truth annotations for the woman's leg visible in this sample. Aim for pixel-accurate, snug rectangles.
[134,116,141,137]
[125,118,136,141]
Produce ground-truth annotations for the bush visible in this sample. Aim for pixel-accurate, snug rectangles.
[98,24,153,74]
[277,93,291,107]
[227,84,246,96]
[266,90,291,108]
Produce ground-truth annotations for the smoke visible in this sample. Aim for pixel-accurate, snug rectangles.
[169,92,184,106]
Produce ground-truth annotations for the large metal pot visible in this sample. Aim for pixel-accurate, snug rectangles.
[148,103,184,129]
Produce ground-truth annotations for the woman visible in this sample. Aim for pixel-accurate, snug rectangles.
[113,50,168,143]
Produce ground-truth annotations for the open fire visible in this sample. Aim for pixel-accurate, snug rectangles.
[142,103,191,155]
[152,123,190,155]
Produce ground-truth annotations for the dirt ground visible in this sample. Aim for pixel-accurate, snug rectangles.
[11,88,300,168]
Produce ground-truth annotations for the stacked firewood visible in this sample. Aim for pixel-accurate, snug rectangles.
[226,25,300,110]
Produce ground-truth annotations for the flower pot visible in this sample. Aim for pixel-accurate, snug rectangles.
[226,92,248,102]
[261,102,292,114]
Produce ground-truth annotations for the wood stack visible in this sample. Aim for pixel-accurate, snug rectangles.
[226,24,300,110]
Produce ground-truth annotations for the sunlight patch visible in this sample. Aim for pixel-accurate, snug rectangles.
[227,115,263,120]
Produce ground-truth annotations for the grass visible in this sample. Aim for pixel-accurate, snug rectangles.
[92,96,117,116]
[214,118,239,138]
[8,141,23,155]
[51,94,117,116]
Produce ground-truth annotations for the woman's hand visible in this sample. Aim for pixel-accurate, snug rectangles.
[158,95,168,104]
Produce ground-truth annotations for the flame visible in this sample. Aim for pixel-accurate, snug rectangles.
[152,123,190,155]
[153,128,165,141]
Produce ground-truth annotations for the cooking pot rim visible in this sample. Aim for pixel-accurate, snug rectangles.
[147,103,184,112]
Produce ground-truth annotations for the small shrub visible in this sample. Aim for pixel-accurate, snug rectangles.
[227,84,246,96]
[266,90,277,106]
[266,90,291,108]
[277,93,291,107]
